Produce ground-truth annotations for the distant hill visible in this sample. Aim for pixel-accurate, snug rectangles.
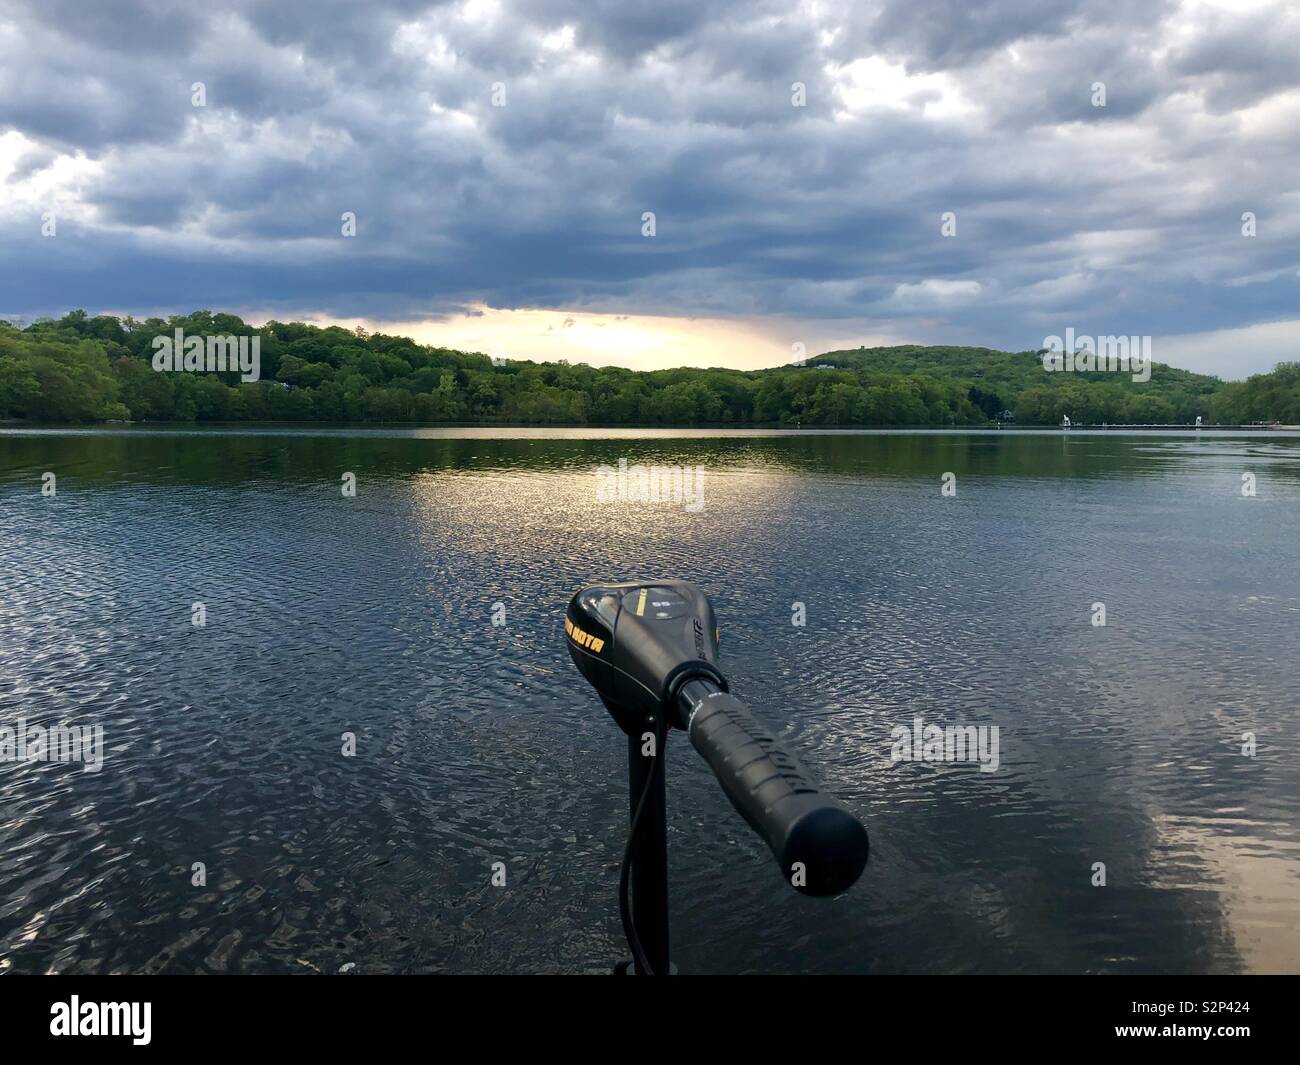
[2,312,1297,425]
[807,345,1227,424]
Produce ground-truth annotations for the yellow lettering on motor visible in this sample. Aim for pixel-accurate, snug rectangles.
[566,618,605,654]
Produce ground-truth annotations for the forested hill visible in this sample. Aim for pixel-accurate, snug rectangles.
[809,345,1237,425]
[1,310,1297,426]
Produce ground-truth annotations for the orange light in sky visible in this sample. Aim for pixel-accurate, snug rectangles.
[252,304,898,372]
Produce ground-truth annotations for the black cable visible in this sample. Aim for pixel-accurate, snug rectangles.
[618,713,668,975]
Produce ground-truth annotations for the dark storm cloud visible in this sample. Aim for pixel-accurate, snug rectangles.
[1166,5,1300,111]
[844,0,1177,70]
[523,0,757,60]
[0,0,1297,370]
[17,0,207,54]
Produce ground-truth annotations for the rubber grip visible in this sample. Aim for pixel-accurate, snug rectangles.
[687,691,868,896]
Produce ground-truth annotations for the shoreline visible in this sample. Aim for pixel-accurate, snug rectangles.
[3,421,1298,437]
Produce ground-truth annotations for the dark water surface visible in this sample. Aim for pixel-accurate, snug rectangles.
[1,427,1298,974]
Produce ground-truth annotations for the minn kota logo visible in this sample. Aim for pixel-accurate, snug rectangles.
[565,616,606,653]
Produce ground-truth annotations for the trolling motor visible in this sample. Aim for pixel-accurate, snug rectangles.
[565,580,869,974]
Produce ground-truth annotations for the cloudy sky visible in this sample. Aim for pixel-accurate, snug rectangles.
[1,0,1297,377]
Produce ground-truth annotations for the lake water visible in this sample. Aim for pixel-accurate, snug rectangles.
[1,426,1298,974]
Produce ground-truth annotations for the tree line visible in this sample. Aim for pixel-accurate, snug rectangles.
[1,310,1296,426]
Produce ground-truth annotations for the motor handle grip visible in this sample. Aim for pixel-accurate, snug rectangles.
[679,684,868,897]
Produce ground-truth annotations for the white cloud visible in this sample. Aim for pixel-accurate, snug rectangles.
[891,279,983,309]
[1161,318,1300,379]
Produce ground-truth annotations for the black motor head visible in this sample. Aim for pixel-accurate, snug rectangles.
[565,580,727,734]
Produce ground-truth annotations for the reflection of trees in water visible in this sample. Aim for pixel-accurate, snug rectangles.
[4,429,1299,489]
